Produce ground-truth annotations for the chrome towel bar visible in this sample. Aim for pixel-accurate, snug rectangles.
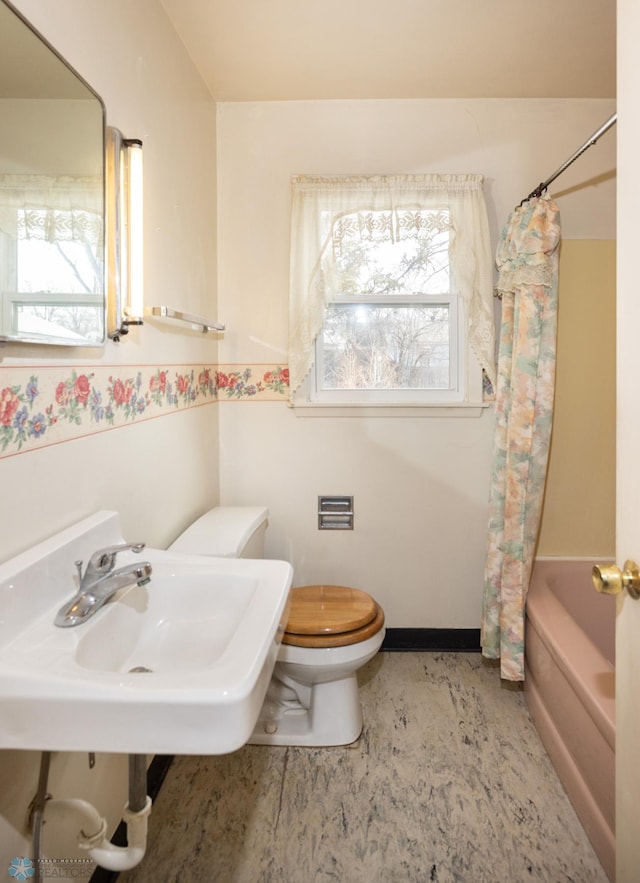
[146,306,225,333]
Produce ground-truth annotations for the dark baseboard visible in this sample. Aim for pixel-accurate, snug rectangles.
[381,627,481,652]
[90,755,174,883]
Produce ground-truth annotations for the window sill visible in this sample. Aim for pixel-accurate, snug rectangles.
[290,401,492,418]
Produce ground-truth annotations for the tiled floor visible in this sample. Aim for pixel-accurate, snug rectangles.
[120,652,608,883]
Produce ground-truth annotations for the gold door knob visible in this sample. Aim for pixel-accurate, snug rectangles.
[592,560,640,599]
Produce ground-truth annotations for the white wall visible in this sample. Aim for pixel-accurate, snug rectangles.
[0,0,218,873]
[2,0,220,559]
[0,100,101,174]
[217,98,616,628]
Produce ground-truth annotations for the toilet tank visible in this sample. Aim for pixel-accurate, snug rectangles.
[168,507,269,559]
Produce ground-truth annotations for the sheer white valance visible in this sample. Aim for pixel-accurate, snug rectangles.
[0,174,103,247]
[288,174,495,400]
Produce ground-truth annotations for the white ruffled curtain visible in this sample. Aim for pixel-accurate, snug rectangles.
[0,174,103,247]
[288,174,496,400]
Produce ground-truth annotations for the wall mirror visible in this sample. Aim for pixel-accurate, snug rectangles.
[0,0,106,346]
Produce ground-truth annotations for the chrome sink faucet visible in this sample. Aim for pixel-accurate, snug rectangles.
[54,543,152,628]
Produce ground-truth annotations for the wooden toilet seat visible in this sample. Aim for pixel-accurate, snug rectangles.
[282,585,385,648]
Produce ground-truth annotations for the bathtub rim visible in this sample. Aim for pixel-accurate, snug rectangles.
[524,653,615,882]
[526,556,615,753]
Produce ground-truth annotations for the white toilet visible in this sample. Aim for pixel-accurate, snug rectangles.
[169,506,385,747]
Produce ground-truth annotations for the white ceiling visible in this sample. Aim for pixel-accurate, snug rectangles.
[160,0,616,102]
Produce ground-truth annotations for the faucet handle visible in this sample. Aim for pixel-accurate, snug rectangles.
[88,542,146,574]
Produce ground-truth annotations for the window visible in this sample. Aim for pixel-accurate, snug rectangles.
[314,206,459,402]
[1,227,104,342]
[289,175,495,408]
[0,174,103,342]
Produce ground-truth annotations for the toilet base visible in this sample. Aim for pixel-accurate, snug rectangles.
[248,672,363,747]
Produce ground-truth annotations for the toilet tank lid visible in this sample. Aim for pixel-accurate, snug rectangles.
[168,506,269,558]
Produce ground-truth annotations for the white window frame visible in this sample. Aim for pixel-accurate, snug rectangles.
[288,174,494,414]
[0,230,104,342]
[311,292,468,404]
[2,290,104,342]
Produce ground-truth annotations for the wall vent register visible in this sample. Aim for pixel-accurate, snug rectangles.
[318,496,354,530]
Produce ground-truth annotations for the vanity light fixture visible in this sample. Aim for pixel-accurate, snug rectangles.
[106,127,144,341]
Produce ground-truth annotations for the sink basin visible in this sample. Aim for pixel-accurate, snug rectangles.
[73,566,261,674]
[0,511,293,754]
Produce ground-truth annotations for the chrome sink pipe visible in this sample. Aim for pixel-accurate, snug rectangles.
[54,542,152,628]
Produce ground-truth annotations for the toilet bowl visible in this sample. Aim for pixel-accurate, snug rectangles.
[169,508,385,746]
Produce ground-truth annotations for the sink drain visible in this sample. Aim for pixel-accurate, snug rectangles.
[128,666,153,673]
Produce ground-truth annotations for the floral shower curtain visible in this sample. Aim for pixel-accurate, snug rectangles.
[481,195,561,681]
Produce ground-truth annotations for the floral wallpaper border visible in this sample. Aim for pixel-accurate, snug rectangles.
[0,363,289,459]
[216,364,289,400]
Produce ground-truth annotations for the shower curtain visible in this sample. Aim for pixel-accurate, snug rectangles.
[481,195,561,681]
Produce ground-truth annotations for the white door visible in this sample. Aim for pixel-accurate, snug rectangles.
[615,3,640,880]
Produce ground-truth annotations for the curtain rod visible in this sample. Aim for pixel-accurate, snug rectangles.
[520,112,617,205]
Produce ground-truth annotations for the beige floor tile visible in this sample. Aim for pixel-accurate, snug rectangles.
[120,652,608,883]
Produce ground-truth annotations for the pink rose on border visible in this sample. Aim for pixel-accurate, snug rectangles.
[0,388,19,427]
[150,371,168,394]
[55,381,70,406]
[74,374,91,406]
[112,378,133,406]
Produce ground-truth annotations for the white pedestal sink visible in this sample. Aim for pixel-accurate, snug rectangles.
[0,511,293,754]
